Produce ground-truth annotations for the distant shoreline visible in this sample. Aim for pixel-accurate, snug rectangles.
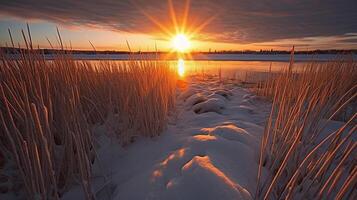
[2,53,356,63]
[1,47,357,55]
[2,47,356,62]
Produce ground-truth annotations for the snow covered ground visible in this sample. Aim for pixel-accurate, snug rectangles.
[62,75,271,200]
[2,73,351,200]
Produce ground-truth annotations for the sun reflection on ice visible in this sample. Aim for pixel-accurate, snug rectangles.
[178,58,185,77]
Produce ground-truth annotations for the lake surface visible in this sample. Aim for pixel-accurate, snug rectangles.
[22,53,354,82]
[86,59,309,82]
[169,60,307,82]
[64,53,355,62]
[69,53,355,80]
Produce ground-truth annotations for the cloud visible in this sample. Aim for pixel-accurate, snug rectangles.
[0,0,356,43]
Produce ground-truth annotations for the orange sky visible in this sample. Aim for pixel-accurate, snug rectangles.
[1,18,355,52]
[0,0,356,51]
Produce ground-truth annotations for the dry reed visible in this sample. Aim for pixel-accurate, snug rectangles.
[256,56,357,199]
[0,31,177,199]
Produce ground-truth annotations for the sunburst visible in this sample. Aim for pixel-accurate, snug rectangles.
[135,0,216,54]
[134,0,217,76]
[172,34,191,52]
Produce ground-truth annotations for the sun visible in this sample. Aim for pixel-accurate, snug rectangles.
[172,34,191,52]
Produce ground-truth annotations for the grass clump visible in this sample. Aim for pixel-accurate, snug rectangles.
[256,57,357,199]
[0,33,177,199]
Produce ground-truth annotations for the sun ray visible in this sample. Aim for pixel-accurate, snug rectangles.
[168,0,179,33]
[132,1,172,36]
[181,0,191,33]
[135,0,215,56]
[189,15,217,37]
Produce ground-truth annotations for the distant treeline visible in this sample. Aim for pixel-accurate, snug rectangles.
[207,49,357,55]
[1,47,356,55]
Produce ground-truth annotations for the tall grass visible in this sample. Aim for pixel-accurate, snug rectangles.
[0,35,177,198]
[256,58,357,199]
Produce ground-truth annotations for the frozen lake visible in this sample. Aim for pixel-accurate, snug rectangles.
[85,59,325,82]
[58,53,355,62]
[168,60,306,82]
[8,52,354,82]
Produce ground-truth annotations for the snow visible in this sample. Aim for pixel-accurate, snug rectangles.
[61,75,271,200]
[3,73,349,199]
[192,98,226,114]
[1,65,353,199]
[0,74,274,199]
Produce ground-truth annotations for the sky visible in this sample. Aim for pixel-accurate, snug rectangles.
[0,0,356,51]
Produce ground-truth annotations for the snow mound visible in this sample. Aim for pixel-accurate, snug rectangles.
[207,93,228,102]
[179,87,200,101]
[202,124,258,148]
[184,93,208,110]
[179,82,234,115]
[192,98,226,114]
[241,94,264,106]
[192,134,217,141]
[213,89,233,100]
[165,156,252,200]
